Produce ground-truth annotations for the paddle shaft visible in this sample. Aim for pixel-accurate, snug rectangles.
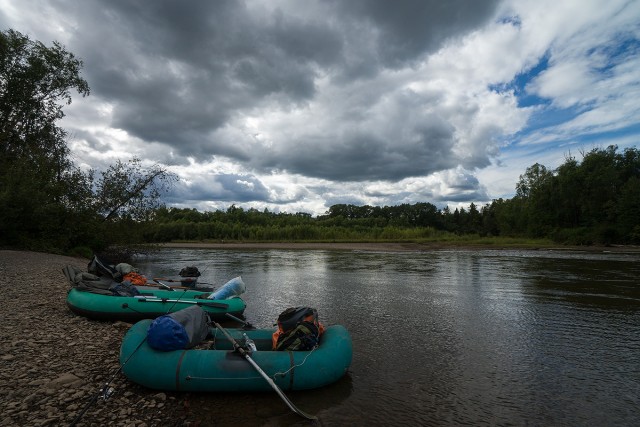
[136,298,228,309]
[211,320,317,421]
[151,279,192,291]
[225,312,255,329]
[153,277,198,283]
[154,277,215,286]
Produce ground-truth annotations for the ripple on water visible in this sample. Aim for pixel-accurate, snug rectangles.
[133,248,640,426]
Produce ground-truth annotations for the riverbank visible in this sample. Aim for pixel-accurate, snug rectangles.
[0,251,179,426]
[0,250,263,427]
[160,241,640,253]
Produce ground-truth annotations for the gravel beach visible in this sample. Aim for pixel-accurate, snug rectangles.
[0,249,335,427]
[0,250,207,427]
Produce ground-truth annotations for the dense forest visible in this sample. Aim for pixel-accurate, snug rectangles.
[2,29,639,255]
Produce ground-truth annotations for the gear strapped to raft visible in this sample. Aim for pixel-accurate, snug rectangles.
[147,305,211,351]
[272,306,325,351]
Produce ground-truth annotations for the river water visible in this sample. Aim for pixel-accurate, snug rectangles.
[134,248,640,426]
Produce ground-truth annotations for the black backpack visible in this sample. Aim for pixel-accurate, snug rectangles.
[274,307,323,351]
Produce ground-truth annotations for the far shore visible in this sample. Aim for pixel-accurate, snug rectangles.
[158,241,640,253]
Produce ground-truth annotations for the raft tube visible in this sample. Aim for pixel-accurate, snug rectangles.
[120,319,352,392]
[66,288,246,322]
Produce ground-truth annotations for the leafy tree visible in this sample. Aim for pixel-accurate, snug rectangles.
[95,157,177,222]
[578,146,620,226]
[0,29,90,249]
[515,163,556,236]
[515,163,553,198]
[1,30,177,252]
[480,202,499,236]
[554,156,582,228]
[617,176,640,243]
[0,29,90,160]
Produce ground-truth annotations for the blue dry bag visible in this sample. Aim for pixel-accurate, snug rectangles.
[147,305,210,351]
[209,276,246,300]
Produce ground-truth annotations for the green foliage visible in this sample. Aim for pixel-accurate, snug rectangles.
[492,145,640,245]
[0,30,89,155]
[95,157,177,222]
[0,30,176,254]
[0,29,92,251]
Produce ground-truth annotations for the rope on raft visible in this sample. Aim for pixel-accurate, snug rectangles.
[273,345,318,378]
[200,326,318,381]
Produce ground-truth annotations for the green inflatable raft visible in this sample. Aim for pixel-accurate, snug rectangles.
[66,288,246,322]
[119,319,353,392]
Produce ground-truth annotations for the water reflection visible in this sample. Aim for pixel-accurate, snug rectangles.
[134,248,640,426]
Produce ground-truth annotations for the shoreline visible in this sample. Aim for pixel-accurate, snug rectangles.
[0,250,217,426]
[159,241,640,253]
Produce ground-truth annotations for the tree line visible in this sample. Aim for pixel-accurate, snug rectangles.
[494,145,640,244]
[143,145,639,246]
[2,29,638,255]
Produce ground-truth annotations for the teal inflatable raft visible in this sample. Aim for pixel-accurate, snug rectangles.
[120,319,353,391]
[66,288,246,322]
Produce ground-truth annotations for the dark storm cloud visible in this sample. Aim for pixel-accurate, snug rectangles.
[327,0,502,68]
[260,117,458,181]
[61,0,340,158]
[47,0,500,179]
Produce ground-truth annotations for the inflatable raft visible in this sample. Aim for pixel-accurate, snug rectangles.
[120,319,353,392]
[66,288,246,322]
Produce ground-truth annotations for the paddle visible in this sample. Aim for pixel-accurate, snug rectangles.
[151,280,176,291]
[225,312,256,329]
[153,277,199,284]
[211,320,317,421]
[136,297,229,309]
[151,279,215,290]
[154,276,190,281]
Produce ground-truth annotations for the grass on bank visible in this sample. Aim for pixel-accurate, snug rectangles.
[166,235,556,248]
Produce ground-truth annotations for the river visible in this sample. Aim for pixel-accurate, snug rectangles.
[134,247,640,426]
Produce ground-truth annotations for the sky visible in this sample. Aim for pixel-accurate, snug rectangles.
[2,0,639,216]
